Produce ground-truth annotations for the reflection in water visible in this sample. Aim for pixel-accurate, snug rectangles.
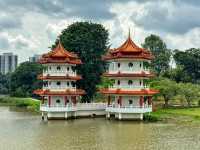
[0,106,200,150]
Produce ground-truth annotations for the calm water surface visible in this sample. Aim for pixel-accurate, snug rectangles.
[0,106,200,150]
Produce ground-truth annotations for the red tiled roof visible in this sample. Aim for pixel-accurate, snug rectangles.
[103,34,153,60]
[99,89,159,96]
[39,41,82,64]
[33,89,85,96]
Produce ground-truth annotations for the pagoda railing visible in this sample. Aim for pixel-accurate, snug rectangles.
[43,87,76,91]
[40,103,106,112]
[106,105,152,113]
[108,69,150,74]
[108,85,149,90]
[43,71,77,76]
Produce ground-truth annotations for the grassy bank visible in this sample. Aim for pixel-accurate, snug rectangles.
[145,108,200,123]
[0,96,40,113]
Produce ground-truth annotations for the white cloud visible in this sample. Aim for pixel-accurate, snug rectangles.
[165,28,200,50]
[0,0,200,63]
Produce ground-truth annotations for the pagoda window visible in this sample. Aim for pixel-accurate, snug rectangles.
[128,62,133,68]
[71,81,76,87]
[67,81,70,86]
[128,80,133,85]
[49,81,51,85]
[140,62,142,68]
[117,63,120,68]
[67,67,70,71]
[56,99,60,103]
[57,81,61,86]
[129,100,133,105]
[49,66,51,70]
[43,81,48,87]
[140,80,142,86]
[117,80,120,85]
[57,66,61,70]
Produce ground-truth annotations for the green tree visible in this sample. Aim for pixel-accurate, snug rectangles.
[150,78,178,107]
[178,83,200,107]
[162,65,191,83]
[96,77,114,89]
[54,22,109,102]
[0,73,11,94]
[10,62,43,97]
[174,48,200,83]
[142,34,171,75]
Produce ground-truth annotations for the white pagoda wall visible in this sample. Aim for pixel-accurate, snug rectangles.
[113,96,140,107]
[111,79,144,90]
[43,80,76,91]
[43,63,77,76]
[108,60,149,74]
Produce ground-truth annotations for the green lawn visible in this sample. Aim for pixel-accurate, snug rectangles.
[148,107,200,123]
[0,96,40,112]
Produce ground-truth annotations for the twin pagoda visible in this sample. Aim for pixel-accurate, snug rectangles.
[34,34,158,120]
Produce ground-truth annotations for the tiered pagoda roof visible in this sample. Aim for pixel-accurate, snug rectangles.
[103,34,153,60]
[100,89,158,96]
[39,41,82,64]
[34,89,85,96]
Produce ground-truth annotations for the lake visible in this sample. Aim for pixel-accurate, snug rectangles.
[0,106,200,150]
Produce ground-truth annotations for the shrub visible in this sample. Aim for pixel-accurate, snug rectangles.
[144,114,159,122]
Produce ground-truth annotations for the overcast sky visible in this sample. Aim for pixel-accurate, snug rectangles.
[0,0,200,62]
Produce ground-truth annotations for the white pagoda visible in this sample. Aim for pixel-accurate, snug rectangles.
[34,41,85,119]
[100,34,158,120]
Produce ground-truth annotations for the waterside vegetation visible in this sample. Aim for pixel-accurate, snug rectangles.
[0,96,40,113]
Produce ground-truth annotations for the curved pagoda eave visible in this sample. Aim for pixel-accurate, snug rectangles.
[102,54,153,61]
[33,89,85,96]
[99,89,159,96]
[38,59,82,65]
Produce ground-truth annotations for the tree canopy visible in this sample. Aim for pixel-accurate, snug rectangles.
[178,83,200,107]
[0,73,10,94]
[150,78,178,107]
[10,62,43,97]
[54,22,109,102]
[174,48,200,83]
[142,34,171,75]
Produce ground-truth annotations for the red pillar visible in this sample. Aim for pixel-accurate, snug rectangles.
[139,96,144,108]
[72,96,76,106]
[119,96,122,107]
[48,96,51,107]
[64,96,67,107]
[74,96,77,105]
[148,96,152,106]
[42,96,44,104]
[108,96,111,106]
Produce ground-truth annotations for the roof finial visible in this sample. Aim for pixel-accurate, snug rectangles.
[128,27,131,38]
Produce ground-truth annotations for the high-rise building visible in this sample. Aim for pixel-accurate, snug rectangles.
[29,54,42,63]
[0,53,18,74]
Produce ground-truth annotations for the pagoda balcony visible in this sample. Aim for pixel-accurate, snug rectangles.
[43,87,76,91]
[108,85,149,90]
[43,71,77,77]
[108,69,150,75]
[106,105,152,113]
[40,103,106,112]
